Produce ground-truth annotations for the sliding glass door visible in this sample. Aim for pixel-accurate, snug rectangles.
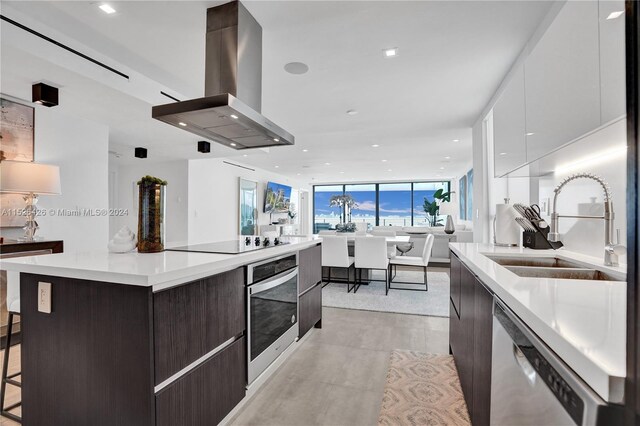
[345,184,376,230]
[378,183,412,227]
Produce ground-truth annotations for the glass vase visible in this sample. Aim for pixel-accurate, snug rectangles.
[137,183,166,253]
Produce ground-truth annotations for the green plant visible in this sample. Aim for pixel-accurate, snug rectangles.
[423,188,451,227]
[137,175,167,186]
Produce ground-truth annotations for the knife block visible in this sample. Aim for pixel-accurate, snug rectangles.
[522,226,563,250]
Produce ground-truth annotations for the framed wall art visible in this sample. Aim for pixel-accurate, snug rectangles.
[0,97,35,228]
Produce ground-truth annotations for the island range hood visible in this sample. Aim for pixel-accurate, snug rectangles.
[152,1,294,149]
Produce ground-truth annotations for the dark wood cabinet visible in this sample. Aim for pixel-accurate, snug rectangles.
[449,250,494,426]
[450,253,462,317]
[472,280,494,426]
[156,337,246,426]
[457,262,476,412]
[298,244,322,338]
[299,283,321,338]
[153,268,245,384]
[20,273,155,426]
[299,244,321,294]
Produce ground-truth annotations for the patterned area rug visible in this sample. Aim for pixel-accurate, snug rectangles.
[379,350,471,426]
[322,268,450,317]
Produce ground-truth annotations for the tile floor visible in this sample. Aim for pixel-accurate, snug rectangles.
[229,307,449,426]
[0,308,449,426]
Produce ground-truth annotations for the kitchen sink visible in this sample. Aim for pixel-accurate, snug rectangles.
[485,255,583,268]
[504,266,623,282]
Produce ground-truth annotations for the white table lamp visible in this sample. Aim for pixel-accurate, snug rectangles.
[0,160,62,241]
[439,199,457,235]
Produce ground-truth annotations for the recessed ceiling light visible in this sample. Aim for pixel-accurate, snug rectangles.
[381,159,387,162]
[452,139,459,142]
[230,114,238,119]
[297,173,301,176]
[340,171,345,174]
[325,162,331,166]
[273,138,279,142]
[230,142,237,147]
[526,132,535,136]
[387,169,392,172]
[275,165,280,168]
[178,122,187,127]
[499,152,507,156]
[371,144,380,148]
[444,156,451,160]
[346,109,358,116]
[243,154,248,157]
[303,149,308,152]
[284,62,309,75]
[99,4,116,14]
[607,11,624,20]
[383,48,398,58]
[439,167,445,170]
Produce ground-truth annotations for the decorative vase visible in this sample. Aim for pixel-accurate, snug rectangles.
[444,215,455,234]
[138,183,166,253]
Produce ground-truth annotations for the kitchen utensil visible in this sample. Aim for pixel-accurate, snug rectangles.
[516,217,536,231]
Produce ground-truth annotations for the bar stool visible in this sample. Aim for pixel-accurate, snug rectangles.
[321,235,356,292]
[1,271,21,423]
[354,236,390,295]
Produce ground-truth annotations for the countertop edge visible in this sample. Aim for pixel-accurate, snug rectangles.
[0,240,321,288]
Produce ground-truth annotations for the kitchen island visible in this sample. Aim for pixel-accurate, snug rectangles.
[0,236,322,426]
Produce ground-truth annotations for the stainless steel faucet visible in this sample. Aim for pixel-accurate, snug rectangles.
[549,172,625,266]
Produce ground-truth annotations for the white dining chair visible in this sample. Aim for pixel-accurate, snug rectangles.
[321,235,356,292]
[318,230,337,236]
[389,234,435,292]
[354,236,390,295]
[370,229,397,259]
[1,271,21,422]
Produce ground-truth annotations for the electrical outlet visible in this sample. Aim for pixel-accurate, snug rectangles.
[38,282,52,314]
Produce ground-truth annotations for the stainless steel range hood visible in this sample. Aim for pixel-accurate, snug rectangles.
[152,1,294,150]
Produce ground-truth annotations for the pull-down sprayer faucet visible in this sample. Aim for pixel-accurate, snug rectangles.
[548,173,625,266]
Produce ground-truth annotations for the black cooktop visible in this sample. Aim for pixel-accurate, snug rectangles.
[167,237,290,255]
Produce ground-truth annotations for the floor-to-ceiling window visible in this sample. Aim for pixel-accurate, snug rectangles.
[378,183,412,227]
[345,184,377,230]
[413,181,450,226]
[313,185,344,233]
[313,181,450,233]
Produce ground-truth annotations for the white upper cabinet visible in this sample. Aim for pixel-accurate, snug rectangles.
[599,0,626,123]
[493,64,526,177]
[524,0,601,163]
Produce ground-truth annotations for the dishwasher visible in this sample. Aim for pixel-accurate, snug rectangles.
[490,298,622,426]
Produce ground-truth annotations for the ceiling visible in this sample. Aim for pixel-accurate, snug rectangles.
[1,0,553,182]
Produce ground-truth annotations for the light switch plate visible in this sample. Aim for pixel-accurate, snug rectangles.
[38,282,52,313]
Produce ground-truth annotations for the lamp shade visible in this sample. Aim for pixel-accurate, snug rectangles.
[439,200,456,216]
[0,161,61,195]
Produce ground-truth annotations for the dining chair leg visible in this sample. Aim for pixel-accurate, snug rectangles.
[348,266,353,293]
[424,267,429,292]
[385,269,389,296]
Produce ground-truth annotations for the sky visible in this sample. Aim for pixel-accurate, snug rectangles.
[314,189,439,218]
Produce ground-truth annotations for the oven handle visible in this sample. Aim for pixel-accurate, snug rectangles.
[249,267,298,295]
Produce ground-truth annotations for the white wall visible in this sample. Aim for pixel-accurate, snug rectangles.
[188,159,311,244]
[2,106,110,253]
[537,120,627,261]
[112,160,189,246]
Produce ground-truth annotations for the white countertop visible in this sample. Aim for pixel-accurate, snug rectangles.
[0,237,320,291]
[449,243,626,404]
